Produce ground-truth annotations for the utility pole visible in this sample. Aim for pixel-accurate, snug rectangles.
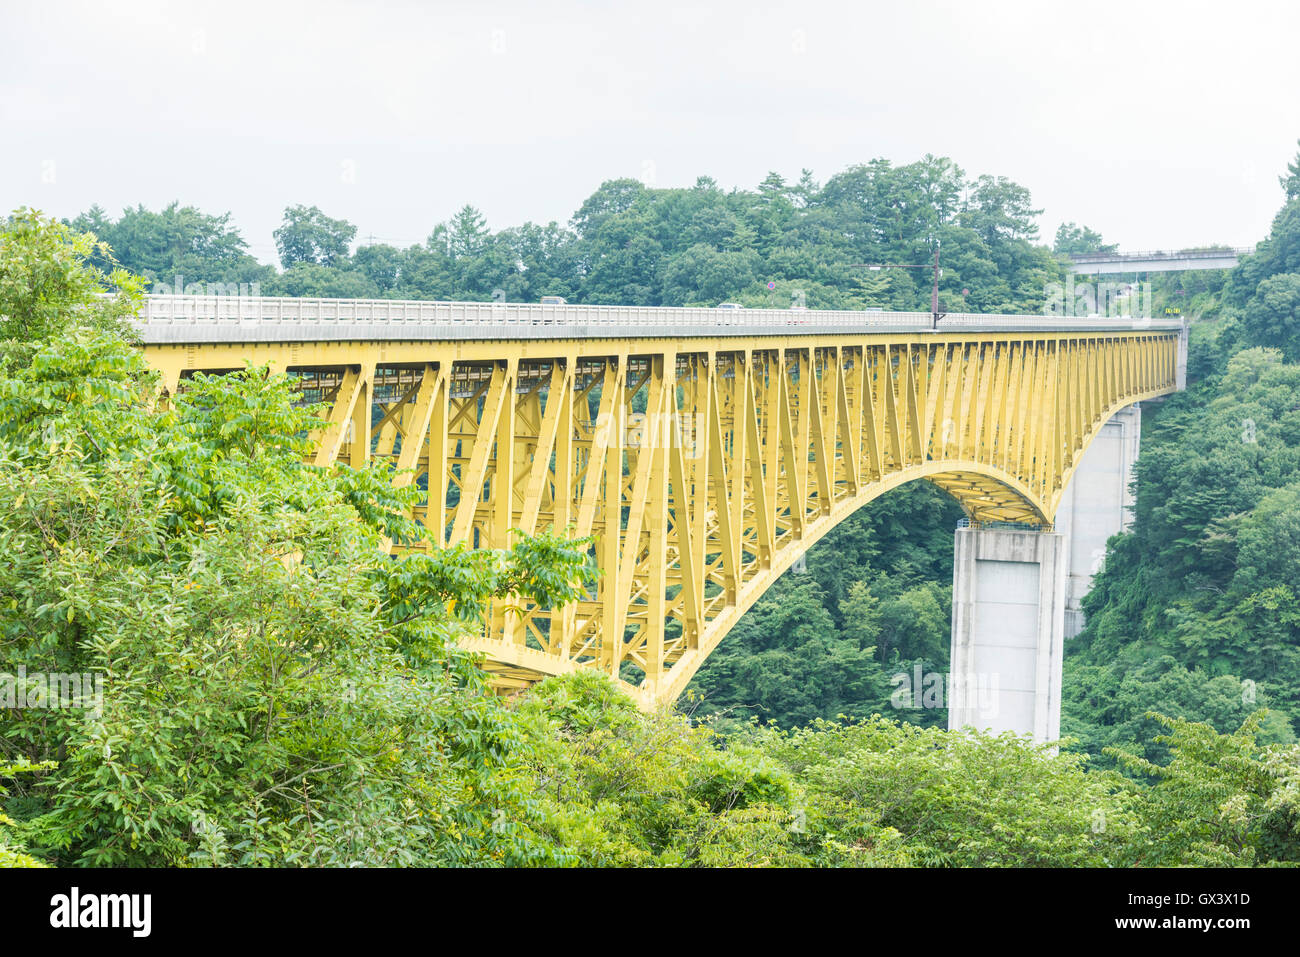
[931,238,943,329]
[852,239,944,328]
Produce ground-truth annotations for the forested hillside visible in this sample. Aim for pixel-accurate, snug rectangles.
[1062,150,1300,764]
[68,156,1065,314]
[4,147,1300,868]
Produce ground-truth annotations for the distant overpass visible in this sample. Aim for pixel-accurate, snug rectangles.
[1068,247,1251,274]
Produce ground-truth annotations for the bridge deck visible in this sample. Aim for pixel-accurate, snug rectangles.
[1068,247,1250,274]
[132,295,1182,342]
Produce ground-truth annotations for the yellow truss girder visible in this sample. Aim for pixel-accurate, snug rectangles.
[142,330,1180,707]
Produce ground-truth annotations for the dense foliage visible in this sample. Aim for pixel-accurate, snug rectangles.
[1062,162,1300,767]
[687,482,961,729]
[5,143,1300,868]
[501,671,1300,867]
[0,211,591,865]
[69,156,1066,314]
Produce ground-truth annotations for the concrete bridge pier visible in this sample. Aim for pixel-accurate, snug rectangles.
[1054,403,1142,638]
[947,403,1143,742]
[947,526,1067,742]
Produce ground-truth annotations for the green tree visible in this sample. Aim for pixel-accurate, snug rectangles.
[1241,273,1300,359]
[505,671,849,866]
[352,242,404,295]
[1053,222,1118,256]
[0,208,144,349]
[0,211,590,867]
[66,202,272,289]
[1282,139,1300,202]
[687,577,891,728]
[448,205,490,261]
[962,174,1042,246]
[1108,712,1300,865]
[1228,199,1300,306]
[660,242,761,305]
[752,716,1140,866]
[263,262,380,299]
[273,205,357,269]
[0,760,52,867]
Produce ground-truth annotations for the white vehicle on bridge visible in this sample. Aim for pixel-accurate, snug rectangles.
[540,296,567,305]
[716,302,743,325]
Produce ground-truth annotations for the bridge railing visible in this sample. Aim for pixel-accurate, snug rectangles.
[134,295,935,328]
[129,295,1185,342]
[1068,246,1253,264]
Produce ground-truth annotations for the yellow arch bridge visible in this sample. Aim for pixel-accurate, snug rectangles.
[138,298,1186,707]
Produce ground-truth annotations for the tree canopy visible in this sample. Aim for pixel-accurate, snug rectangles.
[67,155,1068,314]
[8,139,1300,869]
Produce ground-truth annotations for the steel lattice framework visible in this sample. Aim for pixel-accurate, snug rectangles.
[139,298,1183,706]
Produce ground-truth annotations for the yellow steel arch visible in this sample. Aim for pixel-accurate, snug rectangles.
[143,326,1181,707]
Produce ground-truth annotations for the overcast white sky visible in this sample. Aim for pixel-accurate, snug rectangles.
[4,0,1299,266]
